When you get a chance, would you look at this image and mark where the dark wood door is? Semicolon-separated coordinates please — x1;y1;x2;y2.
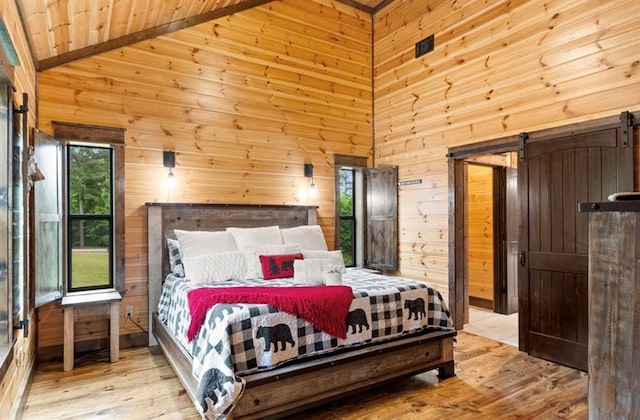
518;113;634;371
365;166;398;270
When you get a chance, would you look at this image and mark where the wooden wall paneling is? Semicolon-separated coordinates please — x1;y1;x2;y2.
399;241;447;257
374;0;640;299
174;24;370;88
466;164;494;307
374;0;640;143
239;10;371;60
376;0;519;46
36;28;371;117
375;0;630;88
465;164;494;309
37;0;373;348
375;0;533;86
271;0;372;40
214;13;372;69
36;88;371;147
36;89;372;160
398;216;447;231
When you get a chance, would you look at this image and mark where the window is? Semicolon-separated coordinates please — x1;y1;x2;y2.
46;121;126;297
339;168;356;266
334;155;398;271
334;155;367;268
0;23;28;378
67;144;114;291
0;82;12;346
0;79;28;369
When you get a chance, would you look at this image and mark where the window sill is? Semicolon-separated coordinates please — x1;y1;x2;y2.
61;290;122;307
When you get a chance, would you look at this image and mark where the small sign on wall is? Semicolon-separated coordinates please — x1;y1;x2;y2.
398;179;422;186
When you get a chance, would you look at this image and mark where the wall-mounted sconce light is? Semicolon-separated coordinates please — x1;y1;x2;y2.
304;163;316;198
163;151;176;188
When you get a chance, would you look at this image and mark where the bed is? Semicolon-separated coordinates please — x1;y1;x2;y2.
146;203;456;419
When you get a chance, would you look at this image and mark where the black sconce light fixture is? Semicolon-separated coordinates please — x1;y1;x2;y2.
304;163;316;198
163;151;176;188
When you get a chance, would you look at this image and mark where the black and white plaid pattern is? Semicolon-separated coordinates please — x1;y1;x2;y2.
166;239;185;277
369;291;403;338
157;268;453;418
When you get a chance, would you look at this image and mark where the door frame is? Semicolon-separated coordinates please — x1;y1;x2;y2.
448;137;519;328
448;112;638;336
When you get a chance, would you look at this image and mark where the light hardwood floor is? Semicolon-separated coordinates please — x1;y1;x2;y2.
20;332;588;419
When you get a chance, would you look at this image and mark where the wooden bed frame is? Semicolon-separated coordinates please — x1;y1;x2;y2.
146;202;456;419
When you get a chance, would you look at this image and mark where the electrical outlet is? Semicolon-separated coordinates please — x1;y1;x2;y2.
125;306;133;319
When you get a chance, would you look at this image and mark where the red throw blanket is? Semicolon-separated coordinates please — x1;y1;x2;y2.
186;285;353;342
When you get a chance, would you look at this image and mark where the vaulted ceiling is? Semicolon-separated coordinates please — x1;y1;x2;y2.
15;0;390;71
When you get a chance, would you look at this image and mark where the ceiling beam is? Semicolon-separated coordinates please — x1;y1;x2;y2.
334;0;374;13
334;0;393;14
36;0;275;71
372;0;394;13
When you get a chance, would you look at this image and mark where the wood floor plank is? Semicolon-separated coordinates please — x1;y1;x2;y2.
20;332;587;419
22;346;199;419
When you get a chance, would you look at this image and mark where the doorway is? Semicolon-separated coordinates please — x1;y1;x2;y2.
447;137;521;330
461;153;519;345
465;156;518;315
448;112;635;371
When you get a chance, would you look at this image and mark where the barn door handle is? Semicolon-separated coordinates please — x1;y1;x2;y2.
519;251;526;267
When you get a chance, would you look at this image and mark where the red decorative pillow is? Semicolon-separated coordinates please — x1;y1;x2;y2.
259;253;304;280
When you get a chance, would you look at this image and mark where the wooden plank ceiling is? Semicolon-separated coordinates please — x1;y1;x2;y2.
16;0;389;71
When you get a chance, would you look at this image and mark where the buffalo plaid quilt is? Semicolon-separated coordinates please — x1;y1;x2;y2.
157;268;453;418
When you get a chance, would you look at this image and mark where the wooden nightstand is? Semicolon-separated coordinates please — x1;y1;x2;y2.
61;291;122;371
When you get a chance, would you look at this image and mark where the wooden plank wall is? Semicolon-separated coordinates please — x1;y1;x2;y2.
36;0;373;347
466;164;493;306
373;0;640;292
0;1;38;417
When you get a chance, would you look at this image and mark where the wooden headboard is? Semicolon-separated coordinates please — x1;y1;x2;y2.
145;202;318;345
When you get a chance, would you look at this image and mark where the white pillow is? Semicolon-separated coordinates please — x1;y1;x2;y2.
302;250;346;273
174;230;237;259
293;259;326;286
280;225;328;251
242;244;302;279
182;251;247;284
227;226;283;249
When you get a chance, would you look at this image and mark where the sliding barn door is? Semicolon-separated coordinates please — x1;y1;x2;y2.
518;113;634;371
